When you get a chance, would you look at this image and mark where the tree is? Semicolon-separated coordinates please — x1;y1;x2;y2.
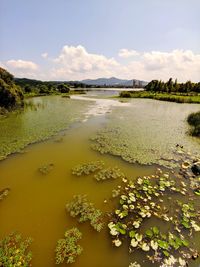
0;67;24;109
39;85;50;94
57;83;70;93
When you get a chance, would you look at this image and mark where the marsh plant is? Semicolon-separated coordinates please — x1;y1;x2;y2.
90;104;200;168
66;195;104;232
71;161;125;183
0;232;32;267
94;166;125;182
71;161;104;176
107;153;200;267
38;163;54;175
0;188;10;201
55;228;83;265
187;111;200;137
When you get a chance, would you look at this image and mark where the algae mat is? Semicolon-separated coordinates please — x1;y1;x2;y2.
91;98;200;168
0;96;91;160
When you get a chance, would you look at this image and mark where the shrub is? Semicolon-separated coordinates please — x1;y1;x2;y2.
0;68;24;109
187;111;200;137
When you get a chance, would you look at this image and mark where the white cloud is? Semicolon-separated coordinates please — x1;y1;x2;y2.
1;46;200;82
51;45;119;79
118;48;140;58
41;52;48;59
6;60;38;70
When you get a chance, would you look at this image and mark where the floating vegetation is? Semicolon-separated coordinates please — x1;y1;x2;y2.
66;195;104;232
71;161;125;183
112;188;121;198
90;101;200;167
0;232;32;267
0;188;10;201
107;153;200;267
129;262;141;267
94;167;125;182
38;163;54;175
0;96;90;160
55;228;83;265
71;161;104;176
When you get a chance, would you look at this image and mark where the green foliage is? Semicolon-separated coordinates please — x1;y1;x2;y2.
94;167;125;182
119;91;200;103
66;195;104;231
15;78;71;96
71;161;104;176
145;78;200;93
0;68;24;109
0;232;32;267
119;78;200;103
108;152;200;266
57;84;70;93
55;228;83;265
187;111;200;137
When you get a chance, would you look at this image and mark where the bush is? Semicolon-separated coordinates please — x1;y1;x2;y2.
187;111;200;137
119;91;132;98
0;68;24;109
57;84;70;93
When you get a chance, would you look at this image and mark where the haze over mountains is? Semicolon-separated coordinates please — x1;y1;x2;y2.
81;77;148;87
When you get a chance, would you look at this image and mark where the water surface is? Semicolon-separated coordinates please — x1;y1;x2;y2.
0;92;200;267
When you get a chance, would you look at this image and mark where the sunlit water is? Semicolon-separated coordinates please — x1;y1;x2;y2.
0;91;199;267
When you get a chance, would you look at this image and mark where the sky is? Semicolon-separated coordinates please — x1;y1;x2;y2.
0;0;200;82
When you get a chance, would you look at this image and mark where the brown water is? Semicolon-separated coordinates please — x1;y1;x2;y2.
0;117;155;267
0;93;200;267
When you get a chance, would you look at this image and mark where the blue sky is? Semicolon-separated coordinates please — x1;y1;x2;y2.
1;0;200;81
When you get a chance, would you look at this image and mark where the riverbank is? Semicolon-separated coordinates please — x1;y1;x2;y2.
24;89;86;98
119;91;200;103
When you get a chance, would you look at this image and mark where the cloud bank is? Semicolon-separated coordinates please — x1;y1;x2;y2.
1;45;200;82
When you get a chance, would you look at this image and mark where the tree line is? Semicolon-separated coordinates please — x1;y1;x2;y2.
145;78;200;93
15;78;70;95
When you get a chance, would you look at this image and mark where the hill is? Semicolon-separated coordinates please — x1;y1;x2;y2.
82;77;148;87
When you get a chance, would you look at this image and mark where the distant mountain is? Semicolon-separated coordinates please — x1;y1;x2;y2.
81;77;148;87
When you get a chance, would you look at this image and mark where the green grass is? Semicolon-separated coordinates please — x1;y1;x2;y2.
24;89;86;98
119;91;200;104
187;111;200;137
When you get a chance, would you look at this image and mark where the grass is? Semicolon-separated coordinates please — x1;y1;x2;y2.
187;111;200;137
119;91;200;104
24;89;86;98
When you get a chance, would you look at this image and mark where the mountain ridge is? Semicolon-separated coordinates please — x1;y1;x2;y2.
81;77;148;87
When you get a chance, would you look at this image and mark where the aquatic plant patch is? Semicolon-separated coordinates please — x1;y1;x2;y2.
94;166;125;182
66;195;104;232
0;232;32;267
90;100;200;167
72;161;126;184
107;153;200;267
0;188;10;201
71;161;104;176
55;228;83;265
0;96;91;160
38;163;54;175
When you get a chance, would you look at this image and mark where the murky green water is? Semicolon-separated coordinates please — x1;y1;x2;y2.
0;96;91;160
91;98;200;167
0;92;200;267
